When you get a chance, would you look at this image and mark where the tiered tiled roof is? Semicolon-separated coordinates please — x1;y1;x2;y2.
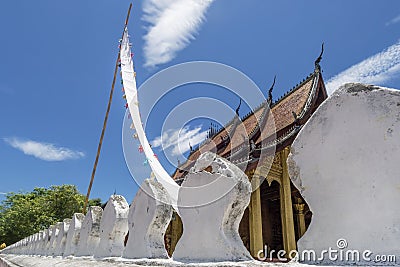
257;76;314;143
172;65;327;180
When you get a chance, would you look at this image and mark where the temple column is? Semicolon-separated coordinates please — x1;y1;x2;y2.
248;174;264;259
293;203;306;238
279;147;297;256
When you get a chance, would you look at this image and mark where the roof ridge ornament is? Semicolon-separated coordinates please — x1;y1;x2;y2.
235;98;242;116
189;142;193;152
315;42;324;72
292;111;299;124
267;75;276;106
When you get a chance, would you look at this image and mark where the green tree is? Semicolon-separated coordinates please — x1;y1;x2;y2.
0;185;102;245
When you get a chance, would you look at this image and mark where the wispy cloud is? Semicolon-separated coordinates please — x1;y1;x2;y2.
142;0;215;68
0;192;6;195
326;41;400;94
151;126;208;156
386;14;400;26
4;137;85;161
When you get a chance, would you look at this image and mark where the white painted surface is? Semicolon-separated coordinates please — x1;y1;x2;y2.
24;236;30;255
33;232;43;255
75;206;103;257
64;213;85;257
54;219;71;256
38;229;48;256
48;223;61;256
44;226;53;256
123;179;173;259
173;152;253;262
288;83;400;263
0;254;274;267
94;195;129;258
25;236;31;255
25;235;31;255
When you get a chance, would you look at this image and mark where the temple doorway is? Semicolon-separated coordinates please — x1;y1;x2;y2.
260;180;283;253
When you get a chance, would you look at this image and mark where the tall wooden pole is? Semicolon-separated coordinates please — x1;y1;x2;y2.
83;3;133;213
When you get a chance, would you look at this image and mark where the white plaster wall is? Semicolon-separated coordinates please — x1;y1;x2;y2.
19;239;25;255
64;213;85;257
0;254;272;267
173;152;253;262
19;237;26;255
24;236;30;255
75;206;103;257
33;232;43;255
31;233;38;255
123;179;173;259
24;237;30;255
38;229;48;256
94;195;129;258
48;224;60;256
288;83;400;263
44;226;54;256
54;219;71;256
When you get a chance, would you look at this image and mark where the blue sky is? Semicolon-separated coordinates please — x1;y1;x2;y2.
1;0;400;204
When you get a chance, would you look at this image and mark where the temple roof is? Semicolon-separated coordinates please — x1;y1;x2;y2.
257;76;314;143
172;67;327;180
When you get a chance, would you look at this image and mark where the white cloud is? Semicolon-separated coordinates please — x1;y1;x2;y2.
326;41;400;94
142;0;215;68
151;126;208;156
0;192;6;195
386;14;400;26
4;137;85;161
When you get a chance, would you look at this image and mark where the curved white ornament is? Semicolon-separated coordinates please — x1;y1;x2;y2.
94;195;129;258
75;206;103;257
120;27;180;212
123;179;173;259
288;83;400;263
173;152;253;262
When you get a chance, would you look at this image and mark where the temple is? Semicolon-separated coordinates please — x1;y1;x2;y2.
165;49;328;259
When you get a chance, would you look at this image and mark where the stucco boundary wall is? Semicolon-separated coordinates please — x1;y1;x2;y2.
0;254;278;267
0;191;270;266
0;153;266;266
0;256;16;267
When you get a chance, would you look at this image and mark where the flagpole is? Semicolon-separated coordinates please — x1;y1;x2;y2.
83;3;133;213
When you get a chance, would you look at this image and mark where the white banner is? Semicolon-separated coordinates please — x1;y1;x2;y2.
120;27;180;212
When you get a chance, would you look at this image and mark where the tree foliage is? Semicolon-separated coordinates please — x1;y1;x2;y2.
0;185;101;246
